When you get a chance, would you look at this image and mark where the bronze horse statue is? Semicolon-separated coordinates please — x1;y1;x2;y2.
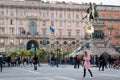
82;3;98;23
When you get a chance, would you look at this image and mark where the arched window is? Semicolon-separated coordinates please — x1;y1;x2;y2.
29;21;37;36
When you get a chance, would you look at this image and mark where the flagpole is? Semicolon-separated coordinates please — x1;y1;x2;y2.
49;26;51;64
49;26;55;64
48;28;51;64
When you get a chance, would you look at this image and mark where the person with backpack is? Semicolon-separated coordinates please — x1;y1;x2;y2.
74;55;81;69
77;55;81;62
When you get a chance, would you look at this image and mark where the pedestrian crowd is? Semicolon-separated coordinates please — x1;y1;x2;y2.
1;50;120;79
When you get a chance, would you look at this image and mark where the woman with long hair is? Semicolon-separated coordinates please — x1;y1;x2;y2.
83;50;93;78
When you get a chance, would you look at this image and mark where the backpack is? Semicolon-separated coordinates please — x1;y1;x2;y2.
77;56;81;61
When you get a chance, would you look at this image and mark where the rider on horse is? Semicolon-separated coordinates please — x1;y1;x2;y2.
82;2;98;23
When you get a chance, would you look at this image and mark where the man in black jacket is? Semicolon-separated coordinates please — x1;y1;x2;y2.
99;54;106;71
0;55;3;72
33;54;38;70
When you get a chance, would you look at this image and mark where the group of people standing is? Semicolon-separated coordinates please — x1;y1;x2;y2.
72;49;120;78
74;55;81;69
0;54;39;71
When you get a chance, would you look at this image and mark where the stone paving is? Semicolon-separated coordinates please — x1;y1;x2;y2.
0;64;120;80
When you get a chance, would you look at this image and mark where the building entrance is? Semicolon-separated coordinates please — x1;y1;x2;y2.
27;40;39;50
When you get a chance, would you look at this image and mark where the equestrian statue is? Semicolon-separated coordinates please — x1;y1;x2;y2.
82;2;98;23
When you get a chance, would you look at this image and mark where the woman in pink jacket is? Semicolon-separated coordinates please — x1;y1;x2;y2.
83;50;93;78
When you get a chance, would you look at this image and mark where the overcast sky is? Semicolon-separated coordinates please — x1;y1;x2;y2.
45;0;120;5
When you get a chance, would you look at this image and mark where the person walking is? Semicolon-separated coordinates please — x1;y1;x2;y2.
99;54;106;71
74;55;81;69
95;55;99;67
50;55;55;67
33;54;38;70
74;55;78;68
0;55;3;72
82;50;93;78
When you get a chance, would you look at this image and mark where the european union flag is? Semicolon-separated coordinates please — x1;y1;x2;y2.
50;26;55;33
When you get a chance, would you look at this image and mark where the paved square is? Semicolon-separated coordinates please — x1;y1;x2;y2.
0;64;120;80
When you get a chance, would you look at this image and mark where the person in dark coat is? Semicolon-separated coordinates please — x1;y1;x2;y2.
0;55;3;72
6;56;11;67
33;54;38;70
70;56;73;65
99;54;106;71
95;55;99;67
108;55;114;68
74;55;80;68
50;55;55;67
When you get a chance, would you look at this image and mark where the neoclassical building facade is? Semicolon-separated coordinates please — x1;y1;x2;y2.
0;0;120;54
